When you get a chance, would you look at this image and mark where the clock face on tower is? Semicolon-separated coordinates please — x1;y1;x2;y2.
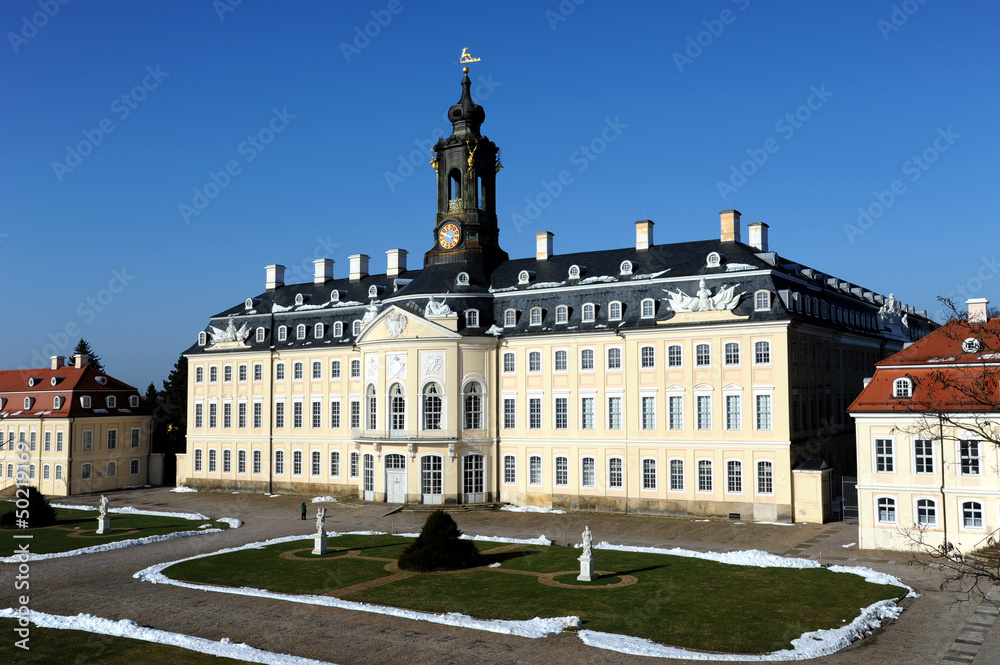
438;222;461;249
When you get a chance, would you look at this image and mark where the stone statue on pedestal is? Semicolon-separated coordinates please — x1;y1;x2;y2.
96;495;111;535
578;525;594;581
312;507;328;555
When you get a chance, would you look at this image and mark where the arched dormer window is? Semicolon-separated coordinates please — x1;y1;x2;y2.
277;326;287;342
555;305;569;324
465;309;479;328
80;396;91;409
352;320;362;336
333;321;343;337
608;301;623;321
581;303;596;322
198;331;207;346
314;323;324;339
330;290;340;303
53;396;62;410
256;327;266;343
296;324;306;340
129;395;139;408
24;397;33;410
456;272;470;286
504;309;517;327
620;260;633;276
568;264;585;279
640;298;656;319
893;377;913;398
294;293;304;306
518;270;533;285
529;307;543;326
754;290;771;311
245;298;254;310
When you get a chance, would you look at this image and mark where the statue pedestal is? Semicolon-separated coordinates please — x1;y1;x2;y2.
312;533;328;555
577;553;594;581
96;518;110;535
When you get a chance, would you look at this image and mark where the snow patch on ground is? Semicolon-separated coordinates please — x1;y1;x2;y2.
754;521;796;526
500;505;566;515
217;518;243;529
0;609;336;665
842;542;857;548
170;486;198;493
0;528;222;562
264;493;282;498
311;496;338;503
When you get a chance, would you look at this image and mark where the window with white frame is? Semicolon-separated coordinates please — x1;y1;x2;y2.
330;451;340;477
607;347;622;369
294;362;304;380
725;394;741;430
529;397;542;429
352;320;362;336
106;462;116;477
668;394;683;429
350;401;360;428
277;326;287;342
314;323;324;339
582;303;595;322
698;460;713;492
198;331;207;346
608;301;622;321
916;498;937;527
503;454;516;484
81;463;92;479
877;496;897;524
389;384;406;432
641;395;656;429
312;400;322;428
503;398;516;428
422;383;442;430
223;402;232;428
529;307;542;326
237;450;246;474
333;322;343;337
696;394;712;430
252;450;262;474
581;396;595;429
640;345;655;368
754;340;771;365
960;440;981;475
875;438;895;472
238;364;247;382
296;324;306;340
580;348;594;370
528;351;541;372
640;458;656;490
465;309;479;327
293;450;303;476
607;395;622;430
293;400;304;428
223;449;232;473
695;343;711;366
254;363;263;381
256;327;266;343
503;352;515;373
209;367;218;383
726;460;742;493
757;460;773;494
724;342;740;366
463;382;482;430
640;298;655;318
555;305;568;324
330;400;341;428
273;450;285;475
554;350;568;371
581;457;596;488
504;309;517;327
755;394;772;430
608;457;623;488
963;501;984;529
350;359;361;377
253;401;263;428
554;397;568;429
331;360;341;378
312;361;322;379
195;367;204;383
223;366;232;382
194;403;204;428
311;450;321;476
669;459;684;491
529;455;542;485
131;427;141;447
555;456;569;486
755;290;770;311
893;378;912;398
274;401;284;428
208;449;217;473
667;344;682;367
349;451;359;478
914;439;934;474
275;363;285;381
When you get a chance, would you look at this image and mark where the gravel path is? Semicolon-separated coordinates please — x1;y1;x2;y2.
1;487;990;665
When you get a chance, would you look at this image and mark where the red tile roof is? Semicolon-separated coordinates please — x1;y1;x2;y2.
0;365;147;419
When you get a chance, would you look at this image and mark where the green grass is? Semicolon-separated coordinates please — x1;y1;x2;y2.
0;619;253;665
0;508;230;555
163;534;906;654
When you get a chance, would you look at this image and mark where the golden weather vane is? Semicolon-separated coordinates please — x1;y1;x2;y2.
455;47;481;65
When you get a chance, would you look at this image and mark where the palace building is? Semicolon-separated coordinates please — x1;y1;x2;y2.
0;354;155;496
850;298;999;552
177;69;933;522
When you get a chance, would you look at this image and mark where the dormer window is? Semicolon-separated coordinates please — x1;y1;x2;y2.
352;320;362;336
620;260;633;276
277;326;287;342
608;301;623;321
518;270;533;285
245;298;254;310
706;252;722;268
24;397;33;410
894;377;913;398
641;298;656;319
555;305;569;324
504;309;517;327
256;327;266;343
456;272;470;286
0;397;5;410
755;291;771;311
27;378;37;387
314;323;324;339
106;396;116;408
198;331;207;346
330;290;340;303
296;324;306;340
129;395;139;408
368;285;380;298
333;321;343;337
53;396;63;410
80;396;91;409
568;264;584;279
962;338;982;354
50;377;58;387
582;303;596;322
95;376;107;386
465;309;479;327
529;307;543;326
294;293;305;306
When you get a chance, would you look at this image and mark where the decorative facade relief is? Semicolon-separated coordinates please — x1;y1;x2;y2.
365;355;378;380
387;353;406;380
878;293;909;334
664;279;744;312
208;316;251;348
385;310;407;338
422;353;444;378
361;301;379;325
424;293;453;318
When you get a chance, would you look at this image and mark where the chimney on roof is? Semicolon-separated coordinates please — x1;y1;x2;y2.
74;354;89;369
349;254;369;281
386;249;407;277
265;264;285;291
50;356;65;370
747;221;769;252
536;232;553;261
968;298;989;325
635;220;654;251
720;209;741;243
313;259;333;284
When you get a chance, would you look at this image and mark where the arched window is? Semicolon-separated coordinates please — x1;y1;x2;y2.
504;309;517;327
333;321;343;337
465;309;479;327
366;385;377;430
608;301;622;321
528;351;541;372
448;169;462;207
916;498;937;527
106;461;117;477
582;303;595;322
422;383;442;430
312;361;322;379
463;382;482;430
754;340;771;365
277;326;287;341
963;501;984;529
353;320;362;336
877;496;897;524
756;460;773;494
293;362;304;380
195;367;204;383
529;307;542;326
893;377;912;398
554;350;568;371
198;331;207;346
619;260;633;276
274;450;285;475
256;327;266;343
555;456;569;486
296;324;306;340
314;323;324;339
555;305;569;324
640;298;655;318
755;291;771;311
390;384;406;432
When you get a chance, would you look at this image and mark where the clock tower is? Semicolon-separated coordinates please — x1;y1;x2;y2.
424;67;508;273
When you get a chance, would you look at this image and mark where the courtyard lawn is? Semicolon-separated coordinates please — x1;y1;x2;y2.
0;619;254;665
0;508;231;555
163;534;907;654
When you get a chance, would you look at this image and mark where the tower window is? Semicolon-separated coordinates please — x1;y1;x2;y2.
448;169;462;209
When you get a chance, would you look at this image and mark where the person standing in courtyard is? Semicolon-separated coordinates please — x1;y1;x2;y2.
300;502;306;520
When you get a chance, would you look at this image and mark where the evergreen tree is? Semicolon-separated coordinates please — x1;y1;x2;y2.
159;354;188;455
0;487;57;528
72;338;104;372
398;510;482;571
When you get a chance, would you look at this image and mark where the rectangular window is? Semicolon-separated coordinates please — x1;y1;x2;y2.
529;398;542;429
668;395;683;430
529;352;541;372
194;449;202;472
81;429;92;450
349;452;359;478
668;345;682;367
209;403;218;428
555;398;568;429
696;395;711;430
131;428;141;447
223;449;231;473
581;349;594;370
724;342;740;366
607;347;621;369
503;352;515;373
960;440;981;475
238;450;246;474
350;360;361;378
914;439;934;474
529;456;542;485
555;457;568;486
608;457;623;488
642;458;656;490
757;461;773;494
875;438;894;473
208;449;217;473
670;459;684;491
602;396;622;430
640;346;655;368
330;400;341;429
641;396;656;430
350;401;361;429
56;431;64;452
727;460;742;493
293;451;303;476
312;362;322;380
504;455;516;484
312;401;322;428
44;431;51;452
107;430;117;449
581;397;595;429
311;451;321;476
725;394;741;430
581;457;595;487
698;460;713;492
239;364;247;382
223;402;232;428
503;398;516;429
253;402;262;428
253;450;262;474
696;343;711;366
275;402;285;428
254;364;263;381
754;341;771;365
755;394;772;431
275;364;285;381
293;401;303;428
238;402;247;428
330;451;340;477
331;361;341;378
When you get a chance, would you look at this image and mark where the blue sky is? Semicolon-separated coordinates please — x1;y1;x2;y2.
2;0;998;390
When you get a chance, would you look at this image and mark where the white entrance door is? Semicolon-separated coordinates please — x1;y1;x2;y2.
385;453;406;503
421;455;443;505
463;454;484;503
363;453;375;501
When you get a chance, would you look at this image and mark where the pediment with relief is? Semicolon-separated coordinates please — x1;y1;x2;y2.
356;305;462;344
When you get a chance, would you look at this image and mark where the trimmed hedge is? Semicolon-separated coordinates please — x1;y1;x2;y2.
397;510;482;571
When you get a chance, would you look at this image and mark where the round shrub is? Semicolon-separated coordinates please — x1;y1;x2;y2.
398;509;483;571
